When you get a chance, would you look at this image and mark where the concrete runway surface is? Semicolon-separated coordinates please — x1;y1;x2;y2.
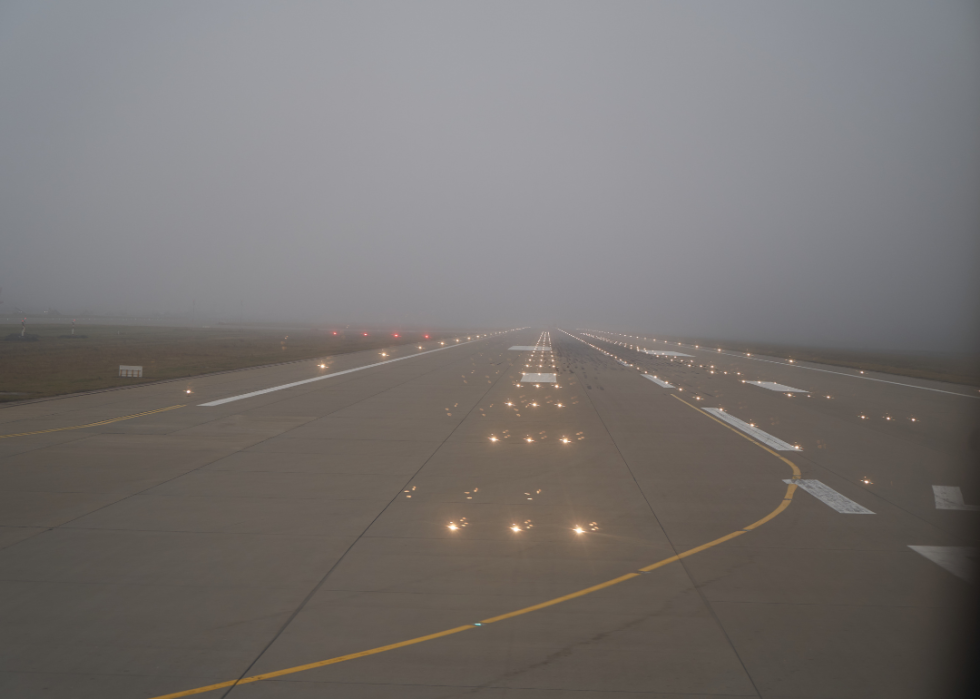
0;328;977;698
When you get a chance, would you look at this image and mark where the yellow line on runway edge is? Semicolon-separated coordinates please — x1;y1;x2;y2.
0;405;185;440
148;396;801;699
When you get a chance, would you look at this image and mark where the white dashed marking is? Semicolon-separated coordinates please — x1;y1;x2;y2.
909;546;978;583
932;486;980;511
703;408;801;451
783;479;874;514
746;381;808;393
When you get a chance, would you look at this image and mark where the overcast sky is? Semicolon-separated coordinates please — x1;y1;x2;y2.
1;1;978;351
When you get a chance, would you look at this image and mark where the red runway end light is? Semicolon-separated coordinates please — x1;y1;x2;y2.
363;332;368;336
393;333;399;337
424;335;429;339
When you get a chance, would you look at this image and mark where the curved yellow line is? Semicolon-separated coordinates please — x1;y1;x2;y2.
0;405;185;440
671;394;802;478
147;395;802;699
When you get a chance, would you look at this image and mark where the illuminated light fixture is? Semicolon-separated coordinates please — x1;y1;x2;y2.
185;390;192;394
511;525;522;532
489;436;499;442
319;364;326;368
525;437;534;442
573;526;585;534
448;523;459;531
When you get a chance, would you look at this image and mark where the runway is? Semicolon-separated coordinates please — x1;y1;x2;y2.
0;328;977;698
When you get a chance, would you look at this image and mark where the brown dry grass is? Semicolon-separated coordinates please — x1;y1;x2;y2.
643;335;980;387
0;324;464;403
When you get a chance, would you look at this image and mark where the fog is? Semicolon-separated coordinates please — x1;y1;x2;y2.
2;1;978;351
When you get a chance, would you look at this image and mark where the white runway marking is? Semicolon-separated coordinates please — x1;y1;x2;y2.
909;546;978;583
932;486;980;511
510;346;551;351
521;373;557;383
643;375;675;388
746;381;808;393
703;408;801;451
782;479;875;514
200;339;480;406
641;350;693;357
666;344;979;399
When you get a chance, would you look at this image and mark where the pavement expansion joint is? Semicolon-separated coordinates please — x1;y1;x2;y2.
6;328;971;699
143;333;806;699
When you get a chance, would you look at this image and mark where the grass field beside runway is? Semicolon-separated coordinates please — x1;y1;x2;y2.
0;324;461;403
600;333;980;386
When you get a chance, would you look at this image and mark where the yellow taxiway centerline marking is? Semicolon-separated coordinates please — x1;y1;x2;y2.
0;405;185;440
671;394;802;479
147;393;801;699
